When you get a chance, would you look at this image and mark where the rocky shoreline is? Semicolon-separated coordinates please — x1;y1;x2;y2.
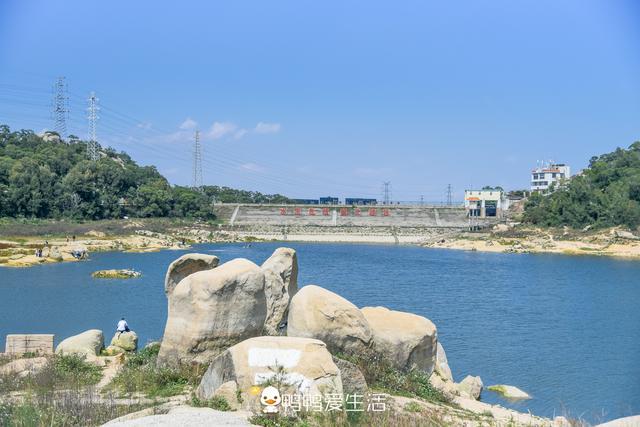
2;220;639;269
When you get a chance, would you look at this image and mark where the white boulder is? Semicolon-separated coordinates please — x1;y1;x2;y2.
435;342;453;381
261;248;298;335
457;375;483;400
55;329;104;358
361;306;437;373
110;331;138;352
287;285;372;355
197;336;342;412
164;253;219;295
158;258;266;365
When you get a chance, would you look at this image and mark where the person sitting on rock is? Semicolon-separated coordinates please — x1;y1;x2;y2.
116;317;130;335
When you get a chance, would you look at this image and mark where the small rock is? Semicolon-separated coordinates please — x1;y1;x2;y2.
435;342;453;382
487;384;531;400
103;345;125;356
457;375;483;400
110;331;138;352
333;356;368;395
92;269;141;279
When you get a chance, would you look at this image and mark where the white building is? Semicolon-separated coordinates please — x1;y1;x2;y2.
464;189;509;218
530;163;571;192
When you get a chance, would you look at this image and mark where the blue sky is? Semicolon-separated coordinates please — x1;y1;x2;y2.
1;1;639;202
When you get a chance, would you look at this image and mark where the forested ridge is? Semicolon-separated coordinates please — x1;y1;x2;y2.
524;141;640;229
0;125;290;220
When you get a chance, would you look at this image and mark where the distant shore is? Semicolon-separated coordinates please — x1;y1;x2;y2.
1;218;639;267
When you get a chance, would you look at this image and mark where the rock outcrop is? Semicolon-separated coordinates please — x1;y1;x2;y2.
196;336;342;412
110;331;138;352
158;258;267;365
92;269;141;279
457;375;483;400
164;253;219;295
287;285;373;355
261;248;298;335
487;384;531;400
361;306;437;373
55;329;104;358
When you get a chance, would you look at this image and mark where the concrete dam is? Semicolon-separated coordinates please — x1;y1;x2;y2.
214;204;498;244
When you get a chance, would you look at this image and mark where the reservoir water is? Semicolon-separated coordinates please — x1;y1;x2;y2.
0;242;639;423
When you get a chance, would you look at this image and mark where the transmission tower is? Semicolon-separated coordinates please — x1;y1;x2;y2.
446;184;453;206
87;92;99;161
52;76;69;137
192;130;203;190
382;181;392;205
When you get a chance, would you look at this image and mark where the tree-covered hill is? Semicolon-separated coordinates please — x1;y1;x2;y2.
0;125;290;220
524;141;640;229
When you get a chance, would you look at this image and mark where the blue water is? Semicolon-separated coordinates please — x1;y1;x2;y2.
0;243;639;422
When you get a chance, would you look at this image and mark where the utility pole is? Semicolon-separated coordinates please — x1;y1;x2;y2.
192;130;203;190
52;76;68;138
420;195;424;206
87;92;99;161
382;181;391;205
446;184;453;206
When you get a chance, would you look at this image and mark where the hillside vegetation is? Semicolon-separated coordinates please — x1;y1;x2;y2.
0;125;290;220
524;141;640;229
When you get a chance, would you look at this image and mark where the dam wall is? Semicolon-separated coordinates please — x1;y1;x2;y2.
214;203;496;229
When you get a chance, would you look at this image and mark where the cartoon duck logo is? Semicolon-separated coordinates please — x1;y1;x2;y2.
260;386;281;414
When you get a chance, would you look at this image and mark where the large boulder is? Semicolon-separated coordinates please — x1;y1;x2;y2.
435;342;453;381
261;248;298;335
196;336;342;412
361;306;437;373
55;329;104;358
287;285;373;355
158;258;267;365
164;253;219;295
0;357;48;378
110;331;138;352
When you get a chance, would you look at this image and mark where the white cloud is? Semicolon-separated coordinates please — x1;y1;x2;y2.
179;118;198;130
254;122;281;134
137;121;152;130
233;129;248;140
208;121;238;139
239;162;265;172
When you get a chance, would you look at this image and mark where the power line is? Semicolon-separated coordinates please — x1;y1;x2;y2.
51;77;68;137
192;130;203;190
87;92;99;161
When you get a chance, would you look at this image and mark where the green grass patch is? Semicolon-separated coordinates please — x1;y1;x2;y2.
335;350;450;405
191;394;232;411
108;343;205;398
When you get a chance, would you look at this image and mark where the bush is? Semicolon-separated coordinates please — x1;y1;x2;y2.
108;343;205;398
191;394;232;411
335;350;450;404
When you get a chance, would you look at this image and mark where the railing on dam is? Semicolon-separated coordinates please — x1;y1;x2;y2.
214;203;499;229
